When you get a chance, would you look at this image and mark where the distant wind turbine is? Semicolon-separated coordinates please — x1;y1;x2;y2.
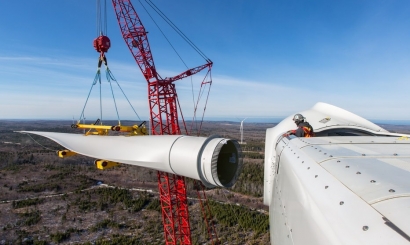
240;118;247;144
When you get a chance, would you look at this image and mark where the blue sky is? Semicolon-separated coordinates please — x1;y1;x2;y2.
1;0;410;122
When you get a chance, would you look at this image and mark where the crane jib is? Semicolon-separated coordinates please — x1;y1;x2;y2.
111;0;216;244
166;62;213;83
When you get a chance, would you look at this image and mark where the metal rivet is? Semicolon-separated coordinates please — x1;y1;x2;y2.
297;156;299;158
389;189;395;193
329;155;333;157
363;226;369;231
337;160;341;162
357;172;361;174
290;229;292;232
370;180;376;183
325;186;329;189
340;201;344;205
362;154;366;156
315;175;318;178
346;166;350;168
324;153;327;155
307;167;310;170
394;153;398;156
319;150;322;152
302;161;304;163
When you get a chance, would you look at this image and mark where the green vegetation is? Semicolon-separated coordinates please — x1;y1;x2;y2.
82;234;144;245
210;201;269;234
17;181;61;193
50;231;70;243
146;198;161;212
33;240;48;245
126;197;149;213
2;163;22;172
233;162;264;197
12;198;44;209
90;219;125;232
70;188;154;214
0;120;272;244
74;174;96;191
50;227;83;243
243;151;264;159
93;188;150;212
74;198;97;212
0;151;14;166
241;142;265;152
18;209;41;226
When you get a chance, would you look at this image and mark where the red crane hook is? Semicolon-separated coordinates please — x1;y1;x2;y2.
93;35;111;53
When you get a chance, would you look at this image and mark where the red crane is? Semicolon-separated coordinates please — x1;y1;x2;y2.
103;1;213;244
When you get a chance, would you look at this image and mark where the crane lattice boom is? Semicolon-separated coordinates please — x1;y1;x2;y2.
111;1;213;244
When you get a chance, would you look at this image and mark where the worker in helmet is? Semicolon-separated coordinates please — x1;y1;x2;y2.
285;114;314;137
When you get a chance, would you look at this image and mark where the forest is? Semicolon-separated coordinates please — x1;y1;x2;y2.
0;120;273;244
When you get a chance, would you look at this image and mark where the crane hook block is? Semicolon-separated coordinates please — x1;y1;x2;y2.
93;35;111;53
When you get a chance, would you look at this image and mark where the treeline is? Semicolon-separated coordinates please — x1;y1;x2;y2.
233;162;264;197
3;208;42;230
17;209;41;226
243;152;264;159
12;198;44;209
0;151;95;169
72;187;158;213
17;180;61;193
209;200;269;234
82;234;144;245
241;142;265;152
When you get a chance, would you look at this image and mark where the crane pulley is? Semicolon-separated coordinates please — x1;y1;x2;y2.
93;0;111;71
93;35;111;54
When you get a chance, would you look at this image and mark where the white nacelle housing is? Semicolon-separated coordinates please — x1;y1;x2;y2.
264;102;410;244
264;102;402;205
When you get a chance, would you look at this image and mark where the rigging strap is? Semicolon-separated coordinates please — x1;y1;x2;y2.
79;57;142;125
79;69;102;124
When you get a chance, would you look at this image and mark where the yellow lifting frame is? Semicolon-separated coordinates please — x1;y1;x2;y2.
62;121;147;171
71;122;147;136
